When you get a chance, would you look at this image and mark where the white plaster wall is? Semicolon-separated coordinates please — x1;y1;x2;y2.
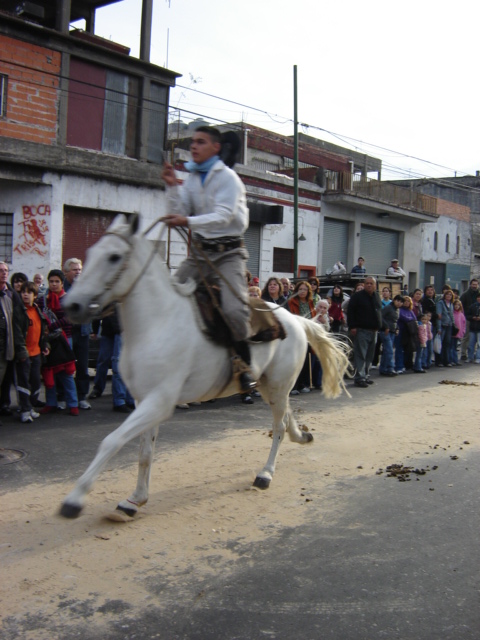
421;217;471;265
2;173;168;278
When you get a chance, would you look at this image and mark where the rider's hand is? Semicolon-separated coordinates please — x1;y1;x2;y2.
163;214;189;228
162;163;178;187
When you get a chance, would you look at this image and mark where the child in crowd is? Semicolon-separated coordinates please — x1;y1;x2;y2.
248;286;261;298
421;312;434;369
450;299;466;365
312;299;330;389
414;313;429;373
12;282;50;423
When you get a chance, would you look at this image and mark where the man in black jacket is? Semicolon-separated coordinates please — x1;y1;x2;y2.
347;276;383;388
465;291;480;363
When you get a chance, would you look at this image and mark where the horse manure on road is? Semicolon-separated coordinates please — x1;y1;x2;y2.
376;463;437;482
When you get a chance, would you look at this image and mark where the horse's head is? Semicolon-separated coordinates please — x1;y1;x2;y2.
64;213;145;323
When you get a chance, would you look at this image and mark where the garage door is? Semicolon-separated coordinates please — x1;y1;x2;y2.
244;222;261;278
360;225;399;276
322;218;349;273
62;206;118;266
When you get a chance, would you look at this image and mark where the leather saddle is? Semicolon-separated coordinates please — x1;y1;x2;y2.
194;282;287;348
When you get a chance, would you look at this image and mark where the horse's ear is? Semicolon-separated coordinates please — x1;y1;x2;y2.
126;213;140;235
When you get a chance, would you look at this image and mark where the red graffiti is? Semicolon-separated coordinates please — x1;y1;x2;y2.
13;203;50;257
22;204;51;219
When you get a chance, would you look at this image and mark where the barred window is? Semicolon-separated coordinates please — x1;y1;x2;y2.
0;74;7;118
0;213;13;263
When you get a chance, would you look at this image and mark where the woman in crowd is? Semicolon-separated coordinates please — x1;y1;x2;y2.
450;298;466;366
10;272;28;295
37;269;79;414
261;277;287;306
435;288;455;367
308;277;321;306
395;295;418;373
411;288;423;319
288;281;316;393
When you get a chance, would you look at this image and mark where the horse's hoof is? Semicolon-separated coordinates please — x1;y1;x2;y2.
59;502;82;519
253;476;271;490
304;432;314;443
106;505;137;522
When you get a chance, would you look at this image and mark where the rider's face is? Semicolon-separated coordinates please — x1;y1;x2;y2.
190;132;221;164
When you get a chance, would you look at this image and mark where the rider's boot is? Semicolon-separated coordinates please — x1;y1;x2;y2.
232;341;257;392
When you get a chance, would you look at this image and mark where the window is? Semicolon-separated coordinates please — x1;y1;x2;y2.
0;74;7;118
456;235;460;254
445;234;450;253
67;59;167;162
273;247;294;273
0;213;13;262
433;231;438;251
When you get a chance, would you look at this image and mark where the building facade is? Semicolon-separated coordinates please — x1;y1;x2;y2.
0;0;178;277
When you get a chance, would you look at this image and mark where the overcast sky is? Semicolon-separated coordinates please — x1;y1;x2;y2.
90;0;479;181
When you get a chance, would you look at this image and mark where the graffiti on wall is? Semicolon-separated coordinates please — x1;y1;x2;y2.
13;204;51;257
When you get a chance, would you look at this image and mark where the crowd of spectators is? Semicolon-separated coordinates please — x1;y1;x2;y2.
2;255;478;419
0;258;133;426
244;271;480;395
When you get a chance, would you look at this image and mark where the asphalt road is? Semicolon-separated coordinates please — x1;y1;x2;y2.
1;365;479;640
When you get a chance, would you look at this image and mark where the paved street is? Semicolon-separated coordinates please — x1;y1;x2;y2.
1;364;479;640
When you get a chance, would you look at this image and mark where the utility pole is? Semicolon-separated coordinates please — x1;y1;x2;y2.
293;65;299;278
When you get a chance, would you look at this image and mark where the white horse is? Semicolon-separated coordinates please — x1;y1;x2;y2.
60;214;349;519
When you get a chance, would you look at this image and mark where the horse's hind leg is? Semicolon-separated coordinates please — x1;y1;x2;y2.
285;407;314;445
109;426;159;521
253;391;313;490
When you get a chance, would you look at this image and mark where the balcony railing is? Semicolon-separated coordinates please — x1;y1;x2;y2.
326;172;438;215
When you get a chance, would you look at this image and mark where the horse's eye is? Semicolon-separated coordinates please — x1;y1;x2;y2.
109;254;122;264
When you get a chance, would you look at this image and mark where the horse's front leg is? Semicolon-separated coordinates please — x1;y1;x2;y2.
108;425;160;521
59;397;173;518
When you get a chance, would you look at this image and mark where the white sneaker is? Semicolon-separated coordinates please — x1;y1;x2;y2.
30;409;40;419
290;389;300;395
21;412;33;423
475;360;480;364
300;387;311;393
57;401;66;410
79;400;91;410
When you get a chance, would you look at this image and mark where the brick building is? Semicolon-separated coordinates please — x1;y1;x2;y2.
0;0;178;277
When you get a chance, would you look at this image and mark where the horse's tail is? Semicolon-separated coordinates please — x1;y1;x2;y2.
297;317;351;399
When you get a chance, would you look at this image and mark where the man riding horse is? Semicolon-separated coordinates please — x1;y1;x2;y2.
162;126;256;393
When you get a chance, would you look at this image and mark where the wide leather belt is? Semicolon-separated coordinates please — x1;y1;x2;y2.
196;239;244;253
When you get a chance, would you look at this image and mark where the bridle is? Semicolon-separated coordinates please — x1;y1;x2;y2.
85;220;166;317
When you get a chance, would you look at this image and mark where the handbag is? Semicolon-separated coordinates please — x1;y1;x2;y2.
451;324;459;337
433;333;442;354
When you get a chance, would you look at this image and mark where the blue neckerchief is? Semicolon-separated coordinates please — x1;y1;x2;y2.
185;155;219;184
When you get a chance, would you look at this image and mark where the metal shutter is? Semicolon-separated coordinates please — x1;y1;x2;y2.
244;222;261;278
360;225;399;276
322;218;348;273
62;207;117;266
